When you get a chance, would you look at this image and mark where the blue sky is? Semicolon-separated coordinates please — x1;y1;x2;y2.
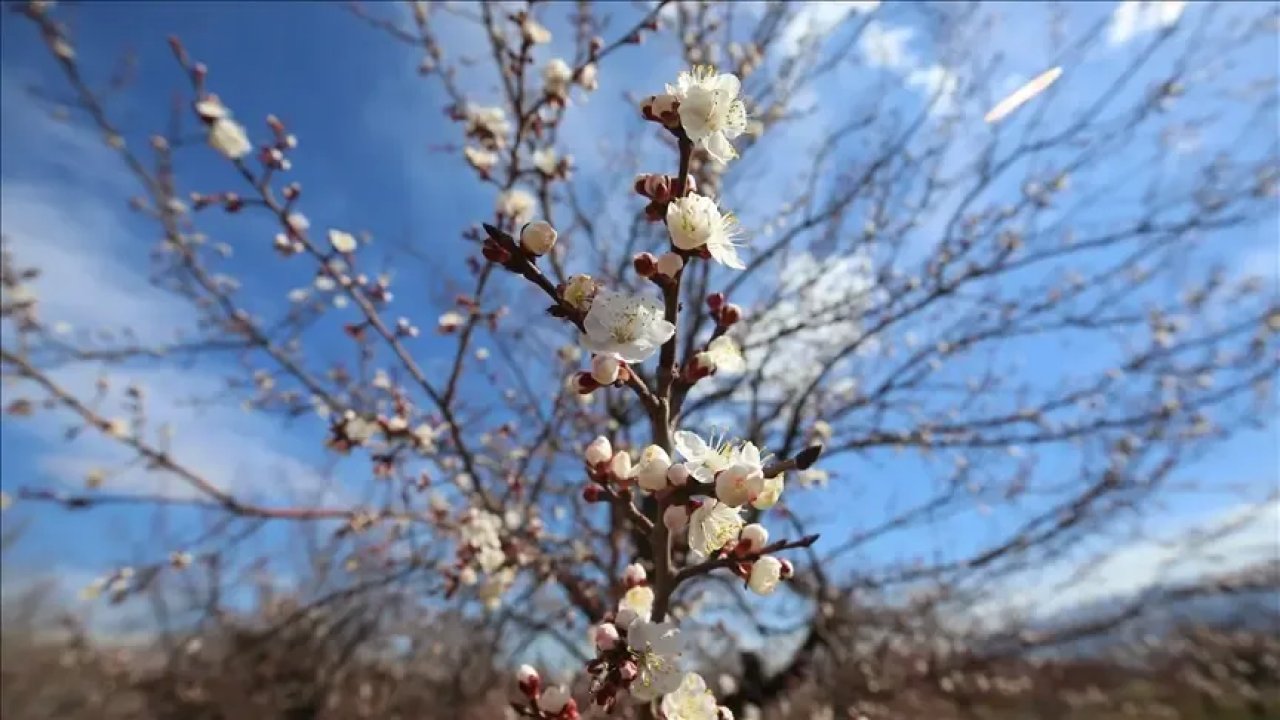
1;0;1277;648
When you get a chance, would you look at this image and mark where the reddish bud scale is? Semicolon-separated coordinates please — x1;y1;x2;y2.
482;240;511;265
706;292;726;312
633;252;657;277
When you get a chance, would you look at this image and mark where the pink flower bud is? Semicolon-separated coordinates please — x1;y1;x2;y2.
706;292;726;312
666;464;691;486
720;303;742;326
517;664;540;697
663;505;689;532
594;622;620;651
779;558;794;579
655;252;684;277
739;523;769;553
622;563;647;588
618;659;639;682
537;685;570;713
584;436;613;466
591;355;621;385
633;252;657;277
609;452;633;482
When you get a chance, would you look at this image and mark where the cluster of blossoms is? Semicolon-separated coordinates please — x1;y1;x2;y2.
496;66;806;717
451;507;518;609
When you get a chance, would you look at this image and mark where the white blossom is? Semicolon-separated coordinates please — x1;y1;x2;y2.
628;619;685;702
465;104;511;144
620;584;655;622
662;672;720;720
703;335;745;374
496;188;536;224
543;58;573;97
329;229;358;253
579;62;599;91
595;622;621;651
610;450;634;480
666;194;745;269
747;556;783;595
522;17;552;45
666;66;747;163
663;504;690;532
687;500;743;559
673;431;761;484
623;562;648;586
581;289;676;363
538;686;570;714
656;251;685;277
464;145;498;173
208;118;252;159
747;472;784;509
532;147;559;175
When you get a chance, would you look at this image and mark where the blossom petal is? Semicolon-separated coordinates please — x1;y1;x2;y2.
673;430;710;462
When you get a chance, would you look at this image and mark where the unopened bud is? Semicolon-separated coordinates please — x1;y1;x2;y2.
594;622;621;651
585;436;613;466
739;523;769;553
622;562;647;588
591;355;621;385
520;220;557;255
609;452;633;482
516;664;541;698
655;252;684;277
706;292;726;312
666;463;690;487
618;660;639;682
663;505;689;532
779;558;795;579
719;303;742;326
633;252;657;277
688;352;716;380
538;685;570;714
574;372;598;395
582;484;605;503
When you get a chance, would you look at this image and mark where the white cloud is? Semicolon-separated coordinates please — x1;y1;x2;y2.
1107;1;1187;47
778;1;881;58
858;19;915;70
1;68;339;508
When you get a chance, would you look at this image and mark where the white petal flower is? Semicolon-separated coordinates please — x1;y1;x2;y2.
620;585;655;622
464;145;498;173
747;473;784;510
705;336;745;374
537;686;570;714
747;556;783;595
532;147;559;175
581;289;676;363
329;229;358;253
636;444;673;492
623;562;648;586
208;117;252;159
522;17;552;45
666;66;747;163
661;672;720;720
715;464;756;507
687;500;743;560
543;58;573;96
464;104;511;146
627;619;685;702
666;194;745;269
579;62;599;92
496;188;536;224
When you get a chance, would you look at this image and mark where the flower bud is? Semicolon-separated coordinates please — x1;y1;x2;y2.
609;451;634;482
517;664;541;698
520;221;557;255
574;372;598;395
634;173;669;199
622;563;647;588
739;523;769;553
618;659;639;682
717;707;735;720
779;558;794;579
706;292;726;312
655;252;684;277
720;303;742;326
666;463;691;486
582;484;605;503
594;622;621;651
538;685;570;714
715;466;754;507
663;505;689;532
747;556;784;595
636;445;672;492
591;355;621;385
615;607;641;630
633;252;657;277
585;436;613;466
688;352;716;380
